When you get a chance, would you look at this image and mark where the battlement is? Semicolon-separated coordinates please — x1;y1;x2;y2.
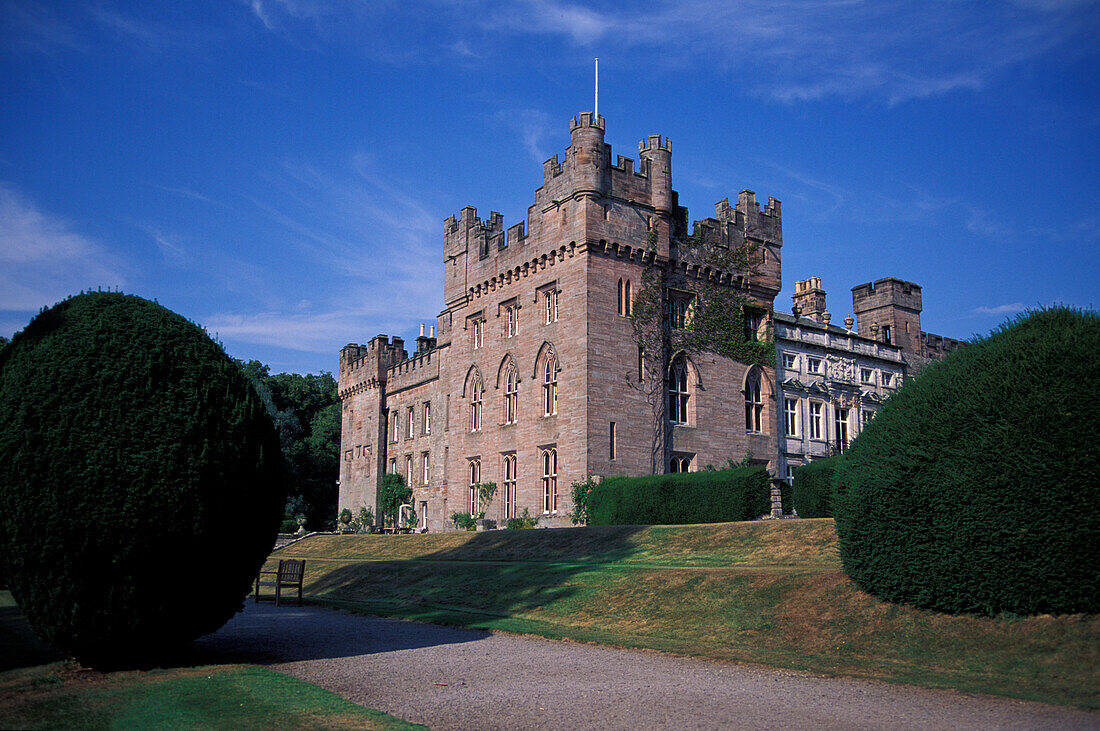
507;220;527;247
615;155;635;174
543;154;563;183
570;111;605;131
851;277;923;309
386;346;441;394
851;277;925;355
639;134;671;154
338;334;407;397
444;206;506;263
922;331;962;353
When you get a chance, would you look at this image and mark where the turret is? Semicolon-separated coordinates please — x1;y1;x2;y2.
639;134;672;216
569;112;609;197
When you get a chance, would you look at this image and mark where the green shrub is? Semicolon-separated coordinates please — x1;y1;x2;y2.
506;508;538;530
588;465;770;526
568;477;597;525
451;512;479;531
791;457;841;518
834;307;1100;615
779;479;794;516
377;473;411;527
0;292;286;665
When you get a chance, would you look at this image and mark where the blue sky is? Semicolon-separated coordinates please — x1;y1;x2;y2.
2;1;1097;375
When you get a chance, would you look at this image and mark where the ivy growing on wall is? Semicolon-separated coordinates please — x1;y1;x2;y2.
626;226;775;472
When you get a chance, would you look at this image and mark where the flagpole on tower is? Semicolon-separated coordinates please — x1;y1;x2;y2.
594;57;599;118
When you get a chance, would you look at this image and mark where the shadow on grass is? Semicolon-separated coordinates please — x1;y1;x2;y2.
294;525;648;630
3;526;647;672
194;526;645;666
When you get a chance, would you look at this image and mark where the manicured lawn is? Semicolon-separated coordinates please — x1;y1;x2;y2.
0;592;424;730
272;520;1100;709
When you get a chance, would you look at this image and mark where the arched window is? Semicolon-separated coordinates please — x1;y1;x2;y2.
503;454;517;519
745;371;763;432
543;355;557;416
669;356;689;424
468;458;481;513
504;366;519;424
470;376;483;431
618;278;633;316
542;448;557;513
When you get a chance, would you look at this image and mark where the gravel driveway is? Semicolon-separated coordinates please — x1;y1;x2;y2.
196;602;1098;730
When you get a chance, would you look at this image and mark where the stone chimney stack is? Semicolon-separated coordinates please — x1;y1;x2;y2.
415;323;432;355
792;277;828;323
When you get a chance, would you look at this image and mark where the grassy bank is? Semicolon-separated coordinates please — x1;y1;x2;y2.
272;520;1099;709
0;592;424;730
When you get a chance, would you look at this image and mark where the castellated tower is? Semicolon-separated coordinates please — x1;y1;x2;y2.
338;112;783;531
851;277;923;355
337;335;406;514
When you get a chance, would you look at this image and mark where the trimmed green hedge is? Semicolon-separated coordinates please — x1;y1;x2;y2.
834;307;1100;615
588;466;770;525
0;292;286;665
791;457;840;518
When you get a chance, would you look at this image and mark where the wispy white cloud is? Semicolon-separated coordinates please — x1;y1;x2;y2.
1;1;83;54
216;151;443;353
86;5;164;48
0;183;125;314
967;207;1100;246
137;225;188;263
479;0;1096;104
970;302;1026;316
155;184;224;207
248;0;276;30
204;309;365;353
205;300;434;356
449;39;479;59
494;108;555;163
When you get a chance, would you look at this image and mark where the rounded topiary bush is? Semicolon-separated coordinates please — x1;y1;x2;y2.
0;292;285;665
834;307;1099;615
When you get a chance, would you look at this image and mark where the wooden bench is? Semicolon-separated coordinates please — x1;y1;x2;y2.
254;559;305;606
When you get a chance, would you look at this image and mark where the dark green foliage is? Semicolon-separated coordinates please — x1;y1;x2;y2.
568;477;596;525
239;361;339;531
505;508;538;529
834;307;1100;615
791;458;841;518
450;512;478;531
377;473;411;527
588;466;770;526
0;293;286;665
778;479;794;517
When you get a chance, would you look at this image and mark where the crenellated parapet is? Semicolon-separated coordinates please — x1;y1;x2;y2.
442;114;784;314
669;190;783;301
920;331;962;358
338;334;407;400
386;347;441;395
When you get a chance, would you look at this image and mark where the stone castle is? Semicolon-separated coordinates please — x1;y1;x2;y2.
337;113;959;529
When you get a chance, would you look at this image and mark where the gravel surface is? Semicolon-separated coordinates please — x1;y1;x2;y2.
197;602;1099;730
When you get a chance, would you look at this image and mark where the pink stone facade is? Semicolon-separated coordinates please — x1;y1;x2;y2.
338;113;784;531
